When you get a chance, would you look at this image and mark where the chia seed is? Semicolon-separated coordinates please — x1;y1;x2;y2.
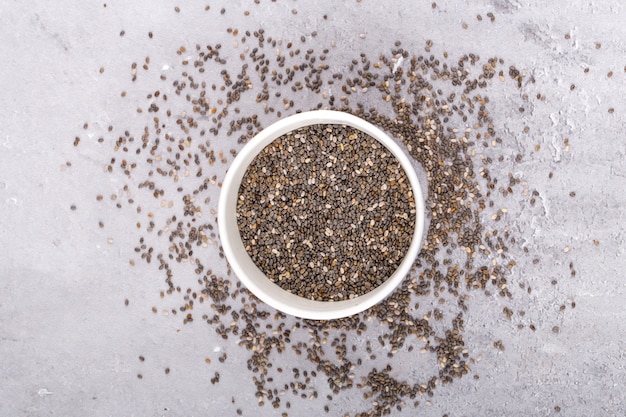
75;15;564;414
237;124;416;301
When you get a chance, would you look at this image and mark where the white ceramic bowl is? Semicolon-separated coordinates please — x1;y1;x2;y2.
218;110;425;320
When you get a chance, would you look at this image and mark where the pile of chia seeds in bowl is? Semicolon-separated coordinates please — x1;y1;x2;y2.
236;123;416;301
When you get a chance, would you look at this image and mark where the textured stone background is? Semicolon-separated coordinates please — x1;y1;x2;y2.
1;1;624;416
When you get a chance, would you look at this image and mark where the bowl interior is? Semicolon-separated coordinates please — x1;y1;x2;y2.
218;110;425;320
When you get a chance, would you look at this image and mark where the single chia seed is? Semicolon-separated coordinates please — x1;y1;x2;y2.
236;123;416;301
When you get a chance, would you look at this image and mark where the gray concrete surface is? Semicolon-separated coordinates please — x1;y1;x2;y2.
1;0;625;416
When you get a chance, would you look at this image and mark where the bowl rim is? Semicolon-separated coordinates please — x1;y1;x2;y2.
218;110;425;320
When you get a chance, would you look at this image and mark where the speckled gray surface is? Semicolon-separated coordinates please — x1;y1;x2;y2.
1;1;625;416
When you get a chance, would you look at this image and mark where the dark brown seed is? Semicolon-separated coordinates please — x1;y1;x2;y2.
78;29;555;415
237;124;415;301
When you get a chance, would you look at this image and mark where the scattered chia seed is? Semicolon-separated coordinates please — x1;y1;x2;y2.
73;15;578;414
